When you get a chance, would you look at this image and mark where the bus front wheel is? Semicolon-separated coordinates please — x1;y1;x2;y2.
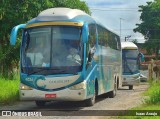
85;89;96;106
35;101;46;107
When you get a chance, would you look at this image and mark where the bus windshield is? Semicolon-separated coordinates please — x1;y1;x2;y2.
122;49;139;74
21;26;83;75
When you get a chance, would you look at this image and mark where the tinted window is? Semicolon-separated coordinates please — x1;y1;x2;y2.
97;24;120;50
88;23;96;48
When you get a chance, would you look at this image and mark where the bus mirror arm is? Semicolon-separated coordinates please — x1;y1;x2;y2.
82;23;89;43
10;24;26;45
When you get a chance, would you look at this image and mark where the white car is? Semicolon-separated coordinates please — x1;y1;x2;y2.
140;74;147;82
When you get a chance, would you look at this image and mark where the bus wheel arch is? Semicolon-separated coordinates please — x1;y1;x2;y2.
85;78;98;106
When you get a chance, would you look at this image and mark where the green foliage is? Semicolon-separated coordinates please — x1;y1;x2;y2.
132;39;138;44
144;80;160;104
0;76;20;105
134;0;160;56
121;104;160;118
0;0;90;79
119;81;160;119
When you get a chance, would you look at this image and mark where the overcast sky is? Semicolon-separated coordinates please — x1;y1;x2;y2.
81;0;154;43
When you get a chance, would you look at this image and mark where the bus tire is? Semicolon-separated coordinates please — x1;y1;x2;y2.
35;101;46;107
117;78;119;89
85;89;96;106
85;87;98;106
129;85;133;90
108;80;117;98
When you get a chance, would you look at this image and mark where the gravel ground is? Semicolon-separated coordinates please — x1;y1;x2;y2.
0;82;149;119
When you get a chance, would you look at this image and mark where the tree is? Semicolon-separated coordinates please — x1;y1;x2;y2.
132;39;138;44
134;0;160;58
0;0;90;78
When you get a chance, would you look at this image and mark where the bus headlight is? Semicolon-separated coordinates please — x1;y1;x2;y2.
20;83;33;90
69;81;86;90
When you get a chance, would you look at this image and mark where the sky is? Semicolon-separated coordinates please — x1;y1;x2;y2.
81;0;154;43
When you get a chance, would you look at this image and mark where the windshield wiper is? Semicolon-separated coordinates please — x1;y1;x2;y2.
27;68;48;76
27;68;66;76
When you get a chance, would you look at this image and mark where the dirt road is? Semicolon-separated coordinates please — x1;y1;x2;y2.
0;82;149;118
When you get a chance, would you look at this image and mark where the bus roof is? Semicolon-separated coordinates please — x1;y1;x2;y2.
35;7;89;22
26;7;119;38
121;42;138;50
26;7;95;26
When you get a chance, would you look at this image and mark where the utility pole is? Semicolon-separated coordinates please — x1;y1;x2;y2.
120;18;122;39
120;18;125;40
125;35;131;41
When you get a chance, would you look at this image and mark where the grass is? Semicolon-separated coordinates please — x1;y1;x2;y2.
134;104;160;110
118;80;160;119
0;75;20;105
118;105;160;119
143;80;160;104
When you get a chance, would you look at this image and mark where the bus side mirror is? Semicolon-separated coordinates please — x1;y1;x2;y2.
82;23;89;43
10;24;26;45
138;52;145;62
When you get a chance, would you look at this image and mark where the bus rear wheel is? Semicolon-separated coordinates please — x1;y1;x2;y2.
35;101;46;107
108;80;117;98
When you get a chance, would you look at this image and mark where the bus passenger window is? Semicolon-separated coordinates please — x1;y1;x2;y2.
97;25;109;47
87;23;96;63
88;24;96;48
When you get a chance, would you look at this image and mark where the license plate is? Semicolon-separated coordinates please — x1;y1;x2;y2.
45;94;56;98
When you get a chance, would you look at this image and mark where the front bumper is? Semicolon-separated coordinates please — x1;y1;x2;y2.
122;76;140;86
20;88;86;101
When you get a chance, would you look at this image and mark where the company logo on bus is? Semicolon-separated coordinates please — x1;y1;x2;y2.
25;77;34;82
35;77;72;89
29;75;79;89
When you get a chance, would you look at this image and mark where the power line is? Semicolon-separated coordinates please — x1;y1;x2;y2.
113;29;160;31
113;29;135;31
146;39;160;41
90;8;139;11
90;8;160;12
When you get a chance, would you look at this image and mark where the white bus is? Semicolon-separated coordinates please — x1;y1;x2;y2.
121;42;140;90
